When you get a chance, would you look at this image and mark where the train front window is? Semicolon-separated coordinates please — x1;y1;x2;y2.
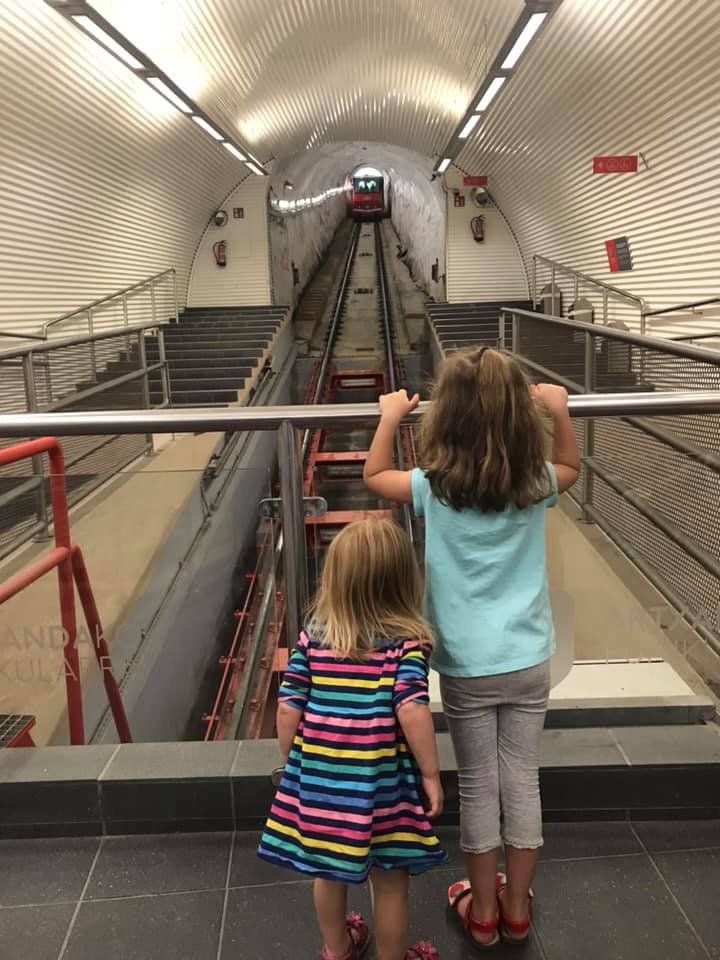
354;178;379;193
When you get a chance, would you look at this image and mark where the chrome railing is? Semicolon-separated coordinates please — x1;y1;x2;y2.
501;304;720;655
532;254;649;332
2;391;720;647
0;322;171;554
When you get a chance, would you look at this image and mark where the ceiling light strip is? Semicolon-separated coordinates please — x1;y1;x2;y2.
45;0;266;174
433;1;560;173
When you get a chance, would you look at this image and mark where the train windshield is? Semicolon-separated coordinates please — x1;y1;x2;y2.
353;177;381;193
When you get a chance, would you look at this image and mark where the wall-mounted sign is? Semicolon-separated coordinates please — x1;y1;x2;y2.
605;236;633;272
463;176;488;187
454;194;465;207
233;207;245;219
593;156;638;174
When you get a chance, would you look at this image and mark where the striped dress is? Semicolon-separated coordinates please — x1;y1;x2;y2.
257;631;448;883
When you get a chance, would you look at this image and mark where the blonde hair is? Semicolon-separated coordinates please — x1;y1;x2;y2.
419;347;552;512
308;517;431;659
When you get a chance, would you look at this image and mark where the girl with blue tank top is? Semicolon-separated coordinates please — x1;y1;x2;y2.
364;347;580;951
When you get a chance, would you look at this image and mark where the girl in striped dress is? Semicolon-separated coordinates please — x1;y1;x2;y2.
258;517;448;960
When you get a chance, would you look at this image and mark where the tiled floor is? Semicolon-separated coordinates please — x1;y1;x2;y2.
0;822;719;959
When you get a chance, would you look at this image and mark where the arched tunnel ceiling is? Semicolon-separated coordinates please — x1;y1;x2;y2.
90;0;525;163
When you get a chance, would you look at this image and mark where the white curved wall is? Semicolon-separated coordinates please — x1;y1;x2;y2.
187;178;271;307
0;0;247;339
457;0;720;331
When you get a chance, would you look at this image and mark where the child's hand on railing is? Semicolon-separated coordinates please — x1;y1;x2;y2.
379;389;420;424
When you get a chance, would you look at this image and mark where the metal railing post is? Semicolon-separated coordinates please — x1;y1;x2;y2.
158;327;171;407
531;257;537;307
278;421;307;644
602;290;609;326
551;264;556;316
511;310;520;355
498;310;506;350
573;274;579;303
137;330;153;453
87;308;97;382
172;270;179;324
582;331;595;521
22;353;50;540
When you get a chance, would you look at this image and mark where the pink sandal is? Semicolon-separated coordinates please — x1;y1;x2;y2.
406;941;440;959
320;912;370;960
448;879;501;950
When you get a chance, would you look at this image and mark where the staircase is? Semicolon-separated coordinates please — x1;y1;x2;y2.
426;300;530;352
145;306;289;406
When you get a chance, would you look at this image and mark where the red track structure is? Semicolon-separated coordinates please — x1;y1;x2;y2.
0;438;131;746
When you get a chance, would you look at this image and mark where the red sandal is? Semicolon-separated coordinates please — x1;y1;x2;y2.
406;941;440;959
320;912;370;960
496;873;534;944
447;879;501;950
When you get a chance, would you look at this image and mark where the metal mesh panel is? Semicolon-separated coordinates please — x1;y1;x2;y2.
0;332;152;558
512;310;720;651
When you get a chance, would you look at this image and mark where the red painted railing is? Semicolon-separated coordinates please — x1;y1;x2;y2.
0;438;131;745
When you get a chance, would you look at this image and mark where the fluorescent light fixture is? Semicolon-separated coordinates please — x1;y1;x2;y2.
458;114;481;139
437;158;452;173
476;77;506;111
191;115;223;140
72;15;144;70
222;142;247;161
146;76;192;113
502;12;547;69
245;162;265;176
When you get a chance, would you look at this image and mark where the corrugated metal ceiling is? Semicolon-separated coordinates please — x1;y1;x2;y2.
91;0;524;161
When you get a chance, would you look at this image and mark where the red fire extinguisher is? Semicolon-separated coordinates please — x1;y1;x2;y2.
471;216;485;243
213;240;227;267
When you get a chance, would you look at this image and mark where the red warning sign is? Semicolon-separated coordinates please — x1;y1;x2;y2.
593;156;638;174
463;176;488;187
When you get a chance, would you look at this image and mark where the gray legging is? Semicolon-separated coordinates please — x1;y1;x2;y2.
440;660;550;854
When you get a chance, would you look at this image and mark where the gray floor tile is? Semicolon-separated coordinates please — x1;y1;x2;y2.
0;903;75;960
0;837;99;906
230;831;309;888
611;725;720;765
541;728;625;767
653;849;720;957
533;854;707;960
634;819;720;853
541;821;642;861
86;832;231;900
64;889;224;960
221;881;370;959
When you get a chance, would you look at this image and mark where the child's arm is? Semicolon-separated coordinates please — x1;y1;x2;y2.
397;702;443;818
534;384;581;493
276;633;312;763
363;390;419;503
277;703;302;763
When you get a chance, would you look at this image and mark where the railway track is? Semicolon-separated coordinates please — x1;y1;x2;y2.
205;219;415;741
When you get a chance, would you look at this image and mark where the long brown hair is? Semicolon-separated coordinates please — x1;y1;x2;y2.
308;517;431;659
418;347;551;512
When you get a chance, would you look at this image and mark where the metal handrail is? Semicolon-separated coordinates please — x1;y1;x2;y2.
645;297;720;318
41;268;178;338
0;320;169;361
1;392;720;438
532;254;648;311
501;306;720;367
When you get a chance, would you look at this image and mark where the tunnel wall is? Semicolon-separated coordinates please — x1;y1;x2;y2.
187;178;272;307
444;168;528;303
0;1;250;341
455;0;720;332
269;193;347;308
